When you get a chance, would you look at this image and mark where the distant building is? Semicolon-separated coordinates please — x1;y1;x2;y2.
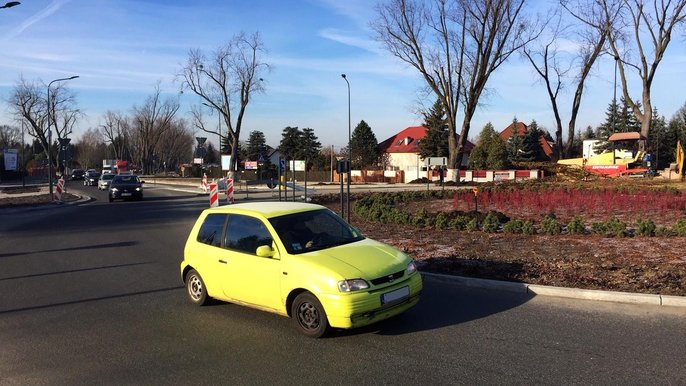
499;121;554;160
378;125;474;182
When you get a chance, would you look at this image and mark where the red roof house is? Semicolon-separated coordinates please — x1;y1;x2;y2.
378;126;474;183
499;121;554;159
378;125;475;155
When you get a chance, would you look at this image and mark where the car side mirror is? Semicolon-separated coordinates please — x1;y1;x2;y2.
140;180;145;184
256;245;276;258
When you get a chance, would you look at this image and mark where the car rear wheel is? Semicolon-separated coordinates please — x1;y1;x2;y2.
185;269;208;306
292;292;329;338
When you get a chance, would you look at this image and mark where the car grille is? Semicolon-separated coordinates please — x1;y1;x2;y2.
370;269;405;286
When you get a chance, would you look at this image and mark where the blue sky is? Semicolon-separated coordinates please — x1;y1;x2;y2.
1;0;685;150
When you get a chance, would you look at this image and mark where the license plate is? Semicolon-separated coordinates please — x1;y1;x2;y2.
381;286;409;305
122;193;132;197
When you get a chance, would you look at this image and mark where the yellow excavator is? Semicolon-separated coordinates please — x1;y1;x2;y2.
558;132;647;177
676;140;685;176
559;133;686;178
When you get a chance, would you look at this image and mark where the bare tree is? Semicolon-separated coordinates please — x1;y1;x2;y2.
373;0;536;178
0;124;21;148
130;86;179;174
8;76;80;169
565;0;686;139
74;128;107;169
524;8;607;158
100;110;131;160
156;120;194;174
178;31;269;176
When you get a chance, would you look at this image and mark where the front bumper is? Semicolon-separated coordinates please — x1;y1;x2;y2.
110;189;143;200
320;272;423;329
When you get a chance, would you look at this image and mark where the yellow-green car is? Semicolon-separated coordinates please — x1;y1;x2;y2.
180;202;422;338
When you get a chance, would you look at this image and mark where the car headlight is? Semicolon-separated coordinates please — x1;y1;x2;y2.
338;279;369;292
111;188;118;192
135;187;141;191
406;261;417;275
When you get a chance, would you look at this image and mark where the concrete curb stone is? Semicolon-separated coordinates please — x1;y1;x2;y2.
421;272;685;308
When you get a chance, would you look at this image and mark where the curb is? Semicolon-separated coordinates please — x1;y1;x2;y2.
421;272;686;308
0;194;90;214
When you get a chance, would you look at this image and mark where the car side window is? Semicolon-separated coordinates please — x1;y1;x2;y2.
225;214;273;255
197;214;227;247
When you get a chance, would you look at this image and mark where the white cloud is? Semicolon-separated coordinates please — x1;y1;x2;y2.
2;0;72;41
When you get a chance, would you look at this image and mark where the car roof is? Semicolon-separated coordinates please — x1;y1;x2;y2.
202;202;326;219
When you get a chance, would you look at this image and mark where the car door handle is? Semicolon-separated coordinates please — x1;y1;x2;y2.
218;259;227;264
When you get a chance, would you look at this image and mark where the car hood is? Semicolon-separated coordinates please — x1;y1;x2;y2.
303;238;409;280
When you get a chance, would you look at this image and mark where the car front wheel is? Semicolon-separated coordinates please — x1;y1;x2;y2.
292;292;329;338
185;269;209;306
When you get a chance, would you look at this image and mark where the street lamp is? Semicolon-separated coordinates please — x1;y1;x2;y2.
341;73;351;223
47;75;79;197
612;56;619;165
0;2;20;9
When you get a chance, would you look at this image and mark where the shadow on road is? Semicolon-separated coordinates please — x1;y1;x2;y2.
0;285;184;315
0;241;138;259
0;261;152;281
330;275;534;337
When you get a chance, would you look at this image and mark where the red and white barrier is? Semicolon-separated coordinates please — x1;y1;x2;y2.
201;173;208;193
226;178;234;204
209;182;218;207
53;178;65;202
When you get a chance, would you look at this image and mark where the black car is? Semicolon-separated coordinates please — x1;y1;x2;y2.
70;169;85;180
83;170;101;186
108;175;144;202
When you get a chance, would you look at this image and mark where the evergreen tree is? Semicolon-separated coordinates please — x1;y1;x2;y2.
279;126;301;160
350;120;379;169
648;107;672;169
468;122;510;169
205;142;219;164
487;136;509;170
507;117;524;163
595;98;641;153
468;122;497;169
520;120;546;162
245;131;269;161
418;99;449;158
299;127;322;162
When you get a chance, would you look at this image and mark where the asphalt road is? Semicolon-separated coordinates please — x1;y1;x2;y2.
1;181;685;385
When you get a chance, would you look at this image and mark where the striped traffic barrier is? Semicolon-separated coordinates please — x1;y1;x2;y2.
209;182;218;207
53;178;65;202
226;178;234;204
201;173;208;193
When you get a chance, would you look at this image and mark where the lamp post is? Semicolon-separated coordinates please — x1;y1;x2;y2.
341;74;351;223
612;56;618;165
47;75;79;197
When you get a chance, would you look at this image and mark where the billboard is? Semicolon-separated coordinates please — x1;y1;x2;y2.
3;149;17;171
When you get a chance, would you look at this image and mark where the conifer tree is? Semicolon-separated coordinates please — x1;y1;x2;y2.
350;120;379;169
418;99;449;158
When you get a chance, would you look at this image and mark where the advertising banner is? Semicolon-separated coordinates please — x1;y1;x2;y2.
4;149;18;171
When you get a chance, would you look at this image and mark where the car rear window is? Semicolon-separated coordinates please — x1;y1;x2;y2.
197;214;227;247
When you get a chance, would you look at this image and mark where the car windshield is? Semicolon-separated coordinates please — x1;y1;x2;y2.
112;175;139;184
269;208;364;254
102;174;114;180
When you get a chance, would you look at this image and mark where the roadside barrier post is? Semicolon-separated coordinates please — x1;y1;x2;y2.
53;177;65;202
226;178;234;204
209;182;218;207
201;173;208;193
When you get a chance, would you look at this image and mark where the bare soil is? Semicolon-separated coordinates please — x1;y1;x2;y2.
321;193;686;296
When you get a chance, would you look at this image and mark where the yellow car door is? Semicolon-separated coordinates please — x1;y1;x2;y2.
221;214;283;311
